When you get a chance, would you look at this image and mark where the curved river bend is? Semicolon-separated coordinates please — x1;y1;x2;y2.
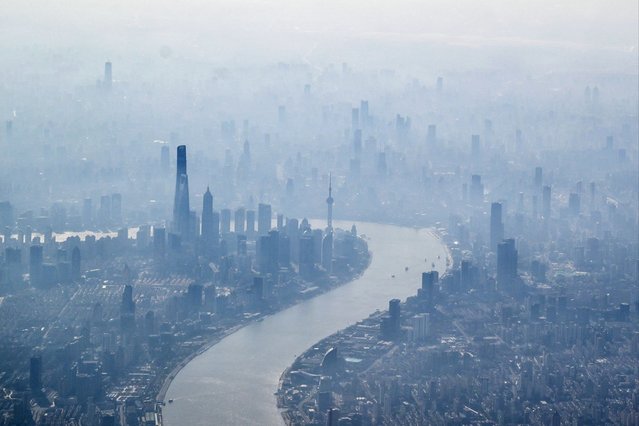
163;221;449;426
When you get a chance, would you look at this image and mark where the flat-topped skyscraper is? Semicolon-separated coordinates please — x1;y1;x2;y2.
173;145;191;238
201;187;214;244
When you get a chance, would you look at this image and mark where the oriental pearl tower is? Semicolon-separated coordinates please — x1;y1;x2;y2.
326;174;334;231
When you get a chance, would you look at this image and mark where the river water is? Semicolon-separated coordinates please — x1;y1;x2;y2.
162;221;449;426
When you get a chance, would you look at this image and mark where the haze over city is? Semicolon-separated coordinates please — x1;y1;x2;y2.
0;1;637;425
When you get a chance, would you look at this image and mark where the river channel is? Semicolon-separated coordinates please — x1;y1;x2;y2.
162;220;450;425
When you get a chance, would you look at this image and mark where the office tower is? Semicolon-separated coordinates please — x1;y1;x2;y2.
111;193;122;225
436;76;443;92
534;167;543;188
4;248;21;283
327;408;340;426
351;108;359;129
246;210;256;237
542;185;551;218
99;195;111;226
136;225;149;250
257;203;272;235
201;187;214;242
236;234;247;256
29;355;42;392
144;310;156;336
160;145;170;172
153;227;166;260
120;285;136;333
389;299;401;335
299;232;315;278
497;239;518;283
380;299;401;340
71;246;81;280
278;234;290;266
312;229;323;264
121;285;135;314
252;277;264;302
29;245;43;287
326;175;334;231
234;208;246;234
470;175;484;205
471;134;480;157
220;209;231;234
0;201;13;228
257;235;270;273
104;61;112;89
490;202;504;252
82;198;92;228
569;193;580;216
173;145;191;238
353;129;362;156
267;230;280;273
360;100;369;126
427;124;436;144
421;271;438;306
211;212;220;241
187;283;203;309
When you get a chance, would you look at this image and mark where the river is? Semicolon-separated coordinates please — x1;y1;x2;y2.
162;220;450;426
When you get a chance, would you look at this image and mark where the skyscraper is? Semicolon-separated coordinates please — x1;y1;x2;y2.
220;209;231;234
389;299;401;333
201;187;214;243
173;145;191;238
234;208;246;234
490;202;504;252
534;167;543;188
29;245;43;287
326;175;334;231
421;271;438;307
111;193;122;225
470;175;484;205
121;284;135;315
258;203;272;236
568;192;581;216
497;239;518;283
246;210;256;238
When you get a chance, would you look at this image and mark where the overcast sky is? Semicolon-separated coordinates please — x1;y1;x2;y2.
1;0;637;72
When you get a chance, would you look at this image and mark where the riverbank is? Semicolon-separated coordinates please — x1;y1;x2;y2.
155;230;371;423
161;222;450;426
276;228;453;424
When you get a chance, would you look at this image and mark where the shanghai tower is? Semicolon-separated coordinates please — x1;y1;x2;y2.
173;145;191;238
